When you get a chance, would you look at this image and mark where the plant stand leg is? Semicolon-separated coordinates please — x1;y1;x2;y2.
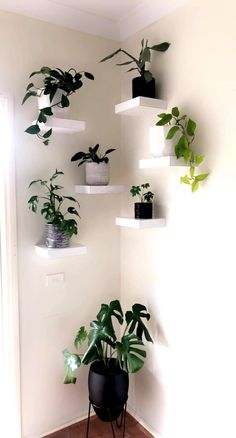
122;403;127;438
85;401;91;438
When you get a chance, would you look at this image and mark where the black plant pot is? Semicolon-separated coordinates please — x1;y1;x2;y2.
88;359;129;422
135;202;153;219
132;76;156;98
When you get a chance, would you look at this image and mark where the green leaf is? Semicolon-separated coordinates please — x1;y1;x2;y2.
180;175;190;184
43;128;52;139
190;166;195;178
195;173;208;182
41;106;53;116
191;179;199;192
84;72;94;80
25;124;40;134
166;126;179;139
171;107;179;117
97;300;124;338
187;119;197;136
156;113;172;126
61;94;70;107
63;349;81;384
183;149;192;164
142;47;151;63
125;303;153;342
43;140;49;146
26;82;34;91
116;61;133;66
99;48;122;63
38;112;47;123
175;135;189;158
143;71;153;83
82;319;114;365
67;206;80;217
195;154;205;165
28;195;39;212
22;91;37;105
116;334;146;373
74;326;87;349
150;42;170;52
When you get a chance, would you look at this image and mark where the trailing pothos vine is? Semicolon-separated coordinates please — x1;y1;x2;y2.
156;107;208;192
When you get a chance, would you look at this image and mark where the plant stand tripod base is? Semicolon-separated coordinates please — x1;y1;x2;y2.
85;401;127;438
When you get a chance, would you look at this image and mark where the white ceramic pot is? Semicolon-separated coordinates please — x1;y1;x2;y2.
85;162;109;186
149;125;173;157
37;89;69;118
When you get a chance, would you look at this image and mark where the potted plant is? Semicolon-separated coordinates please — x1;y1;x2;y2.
28;169;80;248
22;66;94;145
156;106;209;192
130;183;154;219
71;143;116;186
63;299;152;423
99;38;170;98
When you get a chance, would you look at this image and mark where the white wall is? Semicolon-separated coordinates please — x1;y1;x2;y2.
0;11;122;438
120;1;236;437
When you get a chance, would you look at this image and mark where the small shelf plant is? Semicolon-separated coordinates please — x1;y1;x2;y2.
22;66;94;145
71;143;116;186
28;169;80;248
156;106;208;192
130;183;154;219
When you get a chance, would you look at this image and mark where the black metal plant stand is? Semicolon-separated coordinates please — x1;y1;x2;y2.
85;400;127;438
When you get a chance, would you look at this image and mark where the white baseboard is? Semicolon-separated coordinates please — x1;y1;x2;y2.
127;406;162;438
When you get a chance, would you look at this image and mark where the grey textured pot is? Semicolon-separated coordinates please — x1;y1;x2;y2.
85;162;109;186
45;224;70;248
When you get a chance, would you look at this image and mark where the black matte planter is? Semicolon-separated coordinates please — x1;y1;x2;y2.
132;76;156;98
135;202;153;219
88;359;129;422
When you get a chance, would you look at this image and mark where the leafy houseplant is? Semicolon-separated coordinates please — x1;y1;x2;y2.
63;299;152;421
22;66;94;145
130;183;154;219
28;169;80;248
156;107;208;192
71;144;116;186
100;39;170;98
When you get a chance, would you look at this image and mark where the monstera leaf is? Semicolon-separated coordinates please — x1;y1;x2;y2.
82;319;115;365
63;349;81;384
125;304;153;342
96;300;123;340
74;326;87;349
116;334;146;373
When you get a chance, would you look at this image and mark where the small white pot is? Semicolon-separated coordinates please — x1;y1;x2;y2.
37;89;69;118
149;125;173;157
85;162;109;186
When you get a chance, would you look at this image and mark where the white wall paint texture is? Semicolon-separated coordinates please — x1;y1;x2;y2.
120;1;236;438
0;0;236;437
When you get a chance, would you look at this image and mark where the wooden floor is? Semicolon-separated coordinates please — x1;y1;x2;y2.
44;412;153;438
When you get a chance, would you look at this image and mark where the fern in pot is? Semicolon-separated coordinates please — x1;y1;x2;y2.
63;299;152;424
71;144;116;186
28;169;80;248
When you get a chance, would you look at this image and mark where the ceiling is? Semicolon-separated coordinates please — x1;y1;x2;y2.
0;0;185;41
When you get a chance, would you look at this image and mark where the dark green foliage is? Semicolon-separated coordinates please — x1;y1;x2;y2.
100;39;170;82
63;300;153;383
71;144;116;166
28;169;80;237
156;107;208;192
22;66;94;145
130;183;154;203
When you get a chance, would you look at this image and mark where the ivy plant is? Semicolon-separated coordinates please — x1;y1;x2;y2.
63;299;153;383
130;183;154;202
22;66;94;145
28;169;80;237
156;107;208;192
71;143;116;166
100;39;170;83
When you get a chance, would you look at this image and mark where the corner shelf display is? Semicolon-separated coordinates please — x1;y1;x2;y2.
75;185;124;194
115;217;165;229
139;156;188;168
34;117;85;134
115;97;167;116
35;243;87;259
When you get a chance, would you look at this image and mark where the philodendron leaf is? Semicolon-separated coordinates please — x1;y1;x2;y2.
74;326;87;349
195;154;205;165
125;303;153;342
166;125;180;140
187;119;197;136
84;72;94;80
61;94;70;107
67;207;80;216
100;48;122;63
180;175;190;184
150;42;170;52
191;179;199;192
28;195;39;212
195;173;208;182
143;71;153;83
116;334;146;373
63;349;81;384
25;124;40;135
190;166;195;178
171;107;179;117
43;128;52;139
156;114;172;126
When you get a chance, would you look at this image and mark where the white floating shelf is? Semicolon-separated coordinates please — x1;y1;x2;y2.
115;217;165;229
115;97;167;116
139;156;188;168
75;185;124;194
35;243;87;259
33;118;85;134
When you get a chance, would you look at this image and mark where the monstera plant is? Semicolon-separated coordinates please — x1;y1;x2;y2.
63;299;153;423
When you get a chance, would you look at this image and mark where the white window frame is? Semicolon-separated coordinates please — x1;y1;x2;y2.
0;92;21;437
